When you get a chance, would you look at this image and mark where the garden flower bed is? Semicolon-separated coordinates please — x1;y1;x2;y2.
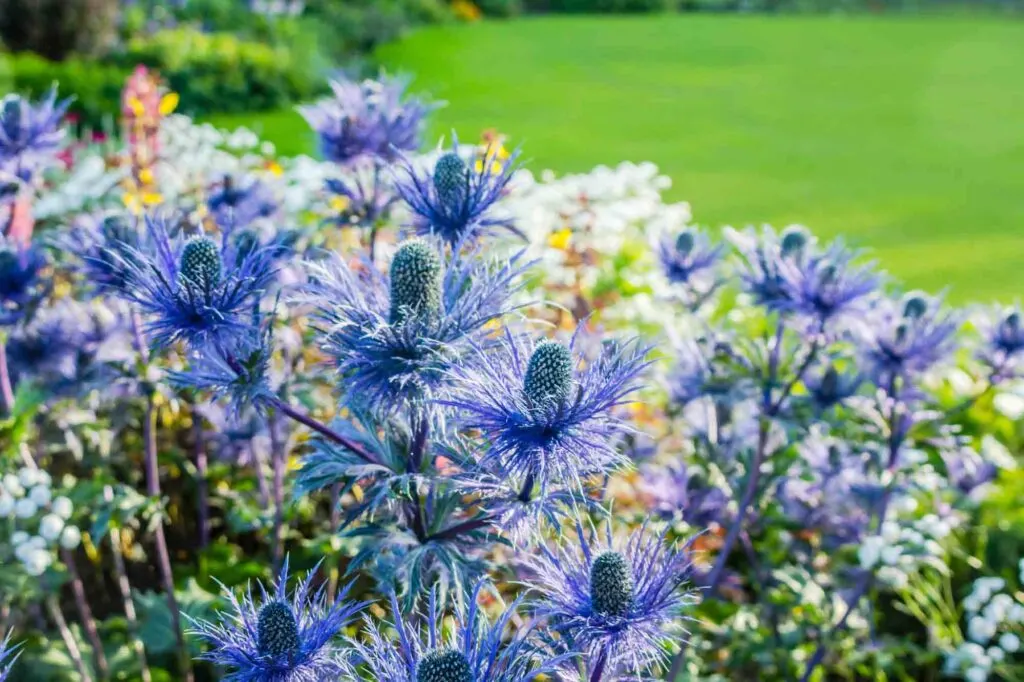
1;67;1022;681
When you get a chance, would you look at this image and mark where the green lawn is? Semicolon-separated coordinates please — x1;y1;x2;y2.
368;14;1024;301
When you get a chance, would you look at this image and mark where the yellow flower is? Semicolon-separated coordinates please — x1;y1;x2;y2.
329;195;351;213
548;228;572;251
265;160;283;176
158;92;179;116
142;191;164;206
452;0;482;21
138;167;155;186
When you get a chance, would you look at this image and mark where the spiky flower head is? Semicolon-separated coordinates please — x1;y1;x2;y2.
657;227;722;292
347;585;569;682
179;236;223;292
0;88;70;180
389;239;442;324
977;304;1024;381
859;292;959;384
0;235;47;326
445;330;649;492
725;225;811;310
207;175;278;232
108;214;277;351
526;522;698;676
298;243;529;413
257;601;301;658
590;551;635;618
187;557;366;682
299;74;433;166
523;340;574;406
417;648;472;682
396;136;521;244
432;153;468;208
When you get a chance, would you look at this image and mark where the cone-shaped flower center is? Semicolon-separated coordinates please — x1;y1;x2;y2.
590;550;635;618
179;236;222;291
1006;312;1021;332
389;239;442;324
256;601;300;659
417;648;472;682
2;98;20;131
780;227;808;258
433;153;468;208
523;340;574;406
902;295;928;320
675;230;695;256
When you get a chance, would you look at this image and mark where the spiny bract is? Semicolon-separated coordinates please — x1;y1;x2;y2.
389;239;442;324
179;236;223;291
256;601;301;658
523;340;574;406
433;153;468;208
590;550;635;618
416;648;473;682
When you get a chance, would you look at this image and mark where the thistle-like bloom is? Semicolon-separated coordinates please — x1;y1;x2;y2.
6;299;130;397
776;239;879;331
299;238;528;412
109;214;277;350
187;558;367;681
976;305;1024;381
59;212;142;291
657;227;722;289
525;522;697;676
725;224;812;310
0;633;20;682
858;292;959;385
347;585;569;681
0;88;71;180
299;74;433;166
803;363;861;411
207;175;279;232
445;330;650;491
638;463;728;529
395;140;520;244
0;234;48;326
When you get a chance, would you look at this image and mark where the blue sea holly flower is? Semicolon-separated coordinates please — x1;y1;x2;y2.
109;214;277;351
298;238;529;413
446;330;650;492
325;166;399;229
347;585;570;682
299;74;433;166
526;521;698;676
803;363;861;411
187;557;367;682
977;304;1024;381
725;224;813;310
395;139;521;244
657;227;723;292
777;239;880;332
859;292;959;385
0;235;48;326
207;175;279;233
0;634;21;682
0;88;71;180
60;212;143;292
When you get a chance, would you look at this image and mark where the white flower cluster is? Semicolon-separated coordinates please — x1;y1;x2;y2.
857;510;950;590
0;468;82;577
945;573;1024;681
502;162;694;332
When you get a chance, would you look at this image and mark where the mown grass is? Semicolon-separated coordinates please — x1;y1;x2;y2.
374;14;1024;300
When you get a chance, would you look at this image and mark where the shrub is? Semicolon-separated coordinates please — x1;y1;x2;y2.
475;0;526;16
117;28;324;116
303;0;452;60
526;0;675;11
4;51;129;128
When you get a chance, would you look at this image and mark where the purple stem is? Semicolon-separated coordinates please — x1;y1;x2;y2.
192;411;209;549
0;339;14;416
105;486;152;682
269;411;285;572
62;549;110;679
590;649;608;682
264;395;378;465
